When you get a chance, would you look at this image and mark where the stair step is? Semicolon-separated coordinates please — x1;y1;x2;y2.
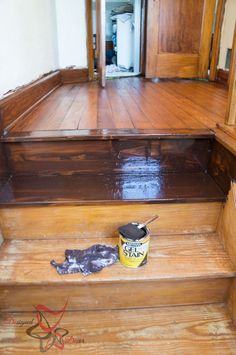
1;304;236;354
0;234;235;311
0;200;223;240
4;134;213;175
0;172;225;206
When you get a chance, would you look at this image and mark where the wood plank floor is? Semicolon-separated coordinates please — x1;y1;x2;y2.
1;304;236;354
10;78;228;133
0;234;234;285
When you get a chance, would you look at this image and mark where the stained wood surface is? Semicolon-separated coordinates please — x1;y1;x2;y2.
0;202;222;240
0;173;225;206
9;78;228;133
96;0;106;87
5;138;213;175
208;140;236;194
215;127;236;156
60;69;89;84
86;0;94;81
209;0;226;81
225;23;236;125
3;128;214;142
146;0;216;78
1;304;236;354
0;71;61;133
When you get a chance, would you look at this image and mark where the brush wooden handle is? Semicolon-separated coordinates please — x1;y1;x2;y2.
138;215;159;229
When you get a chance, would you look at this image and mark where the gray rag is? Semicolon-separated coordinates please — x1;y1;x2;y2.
51;244;119;276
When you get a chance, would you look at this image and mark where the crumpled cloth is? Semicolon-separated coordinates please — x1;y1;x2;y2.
51;244;119;276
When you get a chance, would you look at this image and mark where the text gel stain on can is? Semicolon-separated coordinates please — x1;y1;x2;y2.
118;222;150;268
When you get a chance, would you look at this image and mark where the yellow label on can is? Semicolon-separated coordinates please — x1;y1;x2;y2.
118;233;150;268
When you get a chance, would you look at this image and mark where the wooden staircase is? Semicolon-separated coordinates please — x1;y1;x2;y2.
0;129;236;353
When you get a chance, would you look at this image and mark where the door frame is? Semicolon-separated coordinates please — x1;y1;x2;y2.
86;0;147;80
209;0;226;81
86;0;94;81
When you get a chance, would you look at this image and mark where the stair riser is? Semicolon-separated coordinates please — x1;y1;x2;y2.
0;202;222;239
5;138;212;175
0;278;231;312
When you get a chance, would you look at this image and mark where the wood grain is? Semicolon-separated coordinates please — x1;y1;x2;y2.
0;304;236;354
8;78;228;133
156;54;199;78
198;0;217;78
218;182;236;326
145;0;159;78
96;0;106;87
86;0;94;81
159;0;204;54
216;68;229;85
0;71;61;133
0;234;234;311
145;0;216;78
5;138;213;175
218;183;236;265
209;0;226;81
60;69;89;84
225;23;236;125
208;140;236;195
0;173;225;206
3;129;215;142
229;280;236;326
0;202;222;239
0;279;231;313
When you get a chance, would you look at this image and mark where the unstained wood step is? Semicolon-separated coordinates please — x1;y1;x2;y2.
0;234;235;311
0;304;236;354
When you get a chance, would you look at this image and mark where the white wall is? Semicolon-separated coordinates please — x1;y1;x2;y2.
0;0;58;97
55;0;87;68
218;0;236;69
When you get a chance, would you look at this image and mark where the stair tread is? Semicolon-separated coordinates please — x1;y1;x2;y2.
0;304;236;354
0;234;235;286
0;172;225;206
3;127;215;141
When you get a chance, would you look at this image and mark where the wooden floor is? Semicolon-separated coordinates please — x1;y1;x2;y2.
1;304;236;354
10;78;228;133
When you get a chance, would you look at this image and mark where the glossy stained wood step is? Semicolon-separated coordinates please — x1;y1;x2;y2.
0;172;225;206
0;234;235;311
4;134;213;176
1;304;236;354
2;128;215;141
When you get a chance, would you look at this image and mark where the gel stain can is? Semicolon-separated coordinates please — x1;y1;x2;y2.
118;224;150;268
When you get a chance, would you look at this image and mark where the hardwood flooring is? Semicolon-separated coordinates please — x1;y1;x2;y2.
0;234;234;311
1;304;236;354
10;78;228;133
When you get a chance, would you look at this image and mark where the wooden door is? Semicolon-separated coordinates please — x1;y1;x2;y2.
146;0;216;78
96;0;106;87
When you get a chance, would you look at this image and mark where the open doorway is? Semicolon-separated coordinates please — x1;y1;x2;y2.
92;0;144;79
